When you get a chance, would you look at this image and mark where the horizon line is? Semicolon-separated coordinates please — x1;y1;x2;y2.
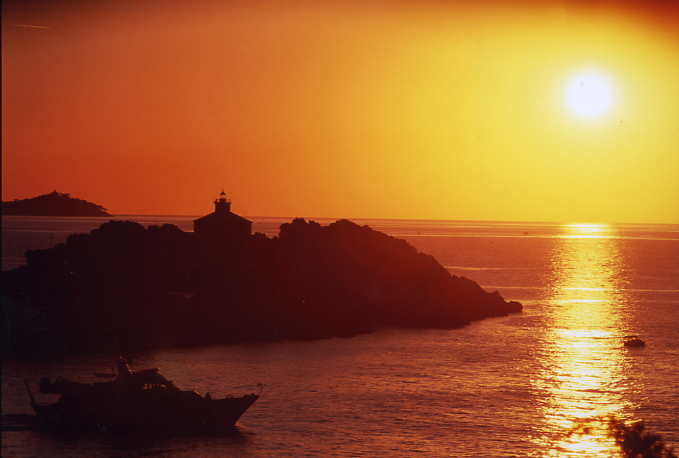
55;213;679;227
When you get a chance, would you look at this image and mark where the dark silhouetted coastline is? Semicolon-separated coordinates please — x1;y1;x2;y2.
1;191;111;217
1;217;522;359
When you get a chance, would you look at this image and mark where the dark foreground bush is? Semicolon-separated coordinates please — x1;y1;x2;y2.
566;416;676;458
609;417;677;458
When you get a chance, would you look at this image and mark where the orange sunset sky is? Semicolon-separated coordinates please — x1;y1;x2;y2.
2;0;678;223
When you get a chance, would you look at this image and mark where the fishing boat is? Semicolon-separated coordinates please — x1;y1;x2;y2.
623;335;646;348
25;358;260;433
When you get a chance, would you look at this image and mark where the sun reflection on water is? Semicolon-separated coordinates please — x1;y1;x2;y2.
533;223;633;456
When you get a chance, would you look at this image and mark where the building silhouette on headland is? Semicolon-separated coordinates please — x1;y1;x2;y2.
193;191;251;241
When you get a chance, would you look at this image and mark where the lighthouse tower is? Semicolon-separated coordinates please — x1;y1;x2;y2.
214;191;231;213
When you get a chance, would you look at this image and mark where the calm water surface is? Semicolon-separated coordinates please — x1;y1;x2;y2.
2;216;678;457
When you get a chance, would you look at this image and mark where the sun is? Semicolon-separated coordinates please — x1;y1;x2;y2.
564;71;614;119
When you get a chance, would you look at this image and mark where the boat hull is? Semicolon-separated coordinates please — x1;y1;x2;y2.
33;391;259;433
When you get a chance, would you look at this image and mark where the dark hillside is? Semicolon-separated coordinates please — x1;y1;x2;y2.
2;191;110;216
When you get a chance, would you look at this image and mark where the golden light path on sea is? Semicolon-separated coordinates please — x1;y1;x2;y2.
533;223;633;456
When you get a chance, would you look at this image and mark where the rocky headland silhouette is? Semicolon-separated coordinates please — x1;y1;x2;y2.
2;217;522;358
2;191;111;217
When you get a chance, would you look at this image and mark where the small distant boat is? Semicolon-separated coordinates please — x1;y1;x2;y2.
623;336;646;348
25;357;260;433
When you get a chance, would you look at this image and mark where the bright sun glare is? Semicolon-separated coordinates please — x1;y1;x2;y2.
564;71;614;119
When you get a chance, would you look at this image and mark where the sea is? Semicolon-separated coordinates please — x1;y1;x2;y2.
2;215;678;457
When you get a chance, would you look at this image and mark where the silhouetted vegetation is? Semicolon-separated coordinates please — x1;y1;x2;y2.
1;191;110;216
610;417;677;458
566;416;677;458
1;218;522;358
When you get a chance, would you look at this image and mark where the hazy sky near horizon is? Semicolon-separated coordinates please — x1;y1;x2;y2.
3;0;679;223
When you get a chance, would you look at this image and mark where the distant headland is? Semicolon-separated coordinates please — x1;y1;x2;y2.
1;191;111;217
1;192;522;358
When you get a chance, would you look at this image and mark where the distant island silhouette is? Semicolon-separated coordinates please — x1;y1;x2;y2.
1;193;521;358
1;191;111;217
